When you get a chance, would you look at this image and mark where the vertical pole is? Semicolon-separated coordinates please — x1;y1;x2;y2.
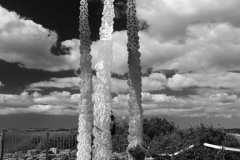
46;133;49;160
92;0;115;159
78;0;94;159
68;130;70;150
0;133;5;160
126;0;144;159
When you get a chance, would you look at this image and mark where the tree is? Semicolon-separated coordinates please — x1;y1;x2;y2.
143;118;176;141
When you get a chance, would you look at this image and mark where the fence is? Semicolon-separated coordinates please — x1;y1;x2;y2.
0;131;128;160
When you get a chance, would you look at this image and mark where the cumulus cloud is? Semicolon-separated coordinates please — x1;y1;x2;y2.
62;23;240;75
209;93;238;103
0;104;78;115
27;74;169;93
136;0;240;40
112;92;240;118
0;6;77;71
0;90;240;118
149;73;167;82
167;74;198;90
0;91;79;115
0;92;34;108
33;91;80;105
60;31;185;75
0;81;3;87
27;72;206;93
28;77;79;90
184;72;240;93
154;23;240;73
1;1;240;75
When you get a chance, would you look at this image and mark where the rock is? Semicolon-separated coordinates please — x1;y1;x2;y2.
27;149;41;156
26;155;37;160
59;149;71;157
55;154;61;158
48;150;54;155
70;150;77;157
38;153;46;158
4;153;14;158
50;148;59;155
60;154;68;160
145;157;153;160
40;150;46;154
17;156;28;160
127;145;146;160
52;158;61;160
118;152;128;159
14;151;23;155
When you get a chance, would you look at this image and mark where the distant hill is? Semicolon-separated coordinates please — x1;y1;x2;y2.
1;127;77;133
225;128;240;134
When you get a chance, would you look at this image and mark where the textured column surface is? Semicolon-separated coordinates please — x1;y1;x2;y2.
126;0;144;159
92;0;115;159
77;0;93;160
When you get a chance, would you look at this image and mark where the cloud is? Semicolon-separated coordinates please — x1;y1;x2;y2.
61;31;185;75
0;91;80;115
27;77;79;90
1;2;240;75
149;73;167;82
0;92;34;108
27;74;169;93
209;93;238;103
153;23;240;73
142;77;166;91
0;104;77;115
0;6;77;71
135;0;240;40
27;72;208;94
0;81;3;87
63;23;240;75
184;72;240;93
33;91;80;105
167;74;198;90
112;92;240;118
0;90;240;118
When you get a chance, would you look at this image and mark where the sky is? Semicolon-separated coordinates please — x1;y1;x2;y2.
1;0;240;129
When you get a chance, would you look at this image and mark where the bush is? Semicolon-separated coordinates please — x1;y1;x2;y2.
9;132;78;152
146;122;240;159
7;117;240;160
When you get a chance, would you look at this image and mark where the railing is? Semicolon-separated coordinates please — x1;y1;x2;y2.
0;133;4;160
2;132;78;153
2;131;240;160
0;131;128;159
158;142;240;158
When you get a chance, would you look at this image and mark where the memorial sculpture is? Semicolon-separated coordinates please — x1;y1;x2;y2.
78;0;143;159
126;0;144;149
78;0;93;159
92;0;115;159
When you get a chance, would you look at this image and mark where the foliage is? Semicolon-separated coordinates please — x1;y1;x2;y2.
143;118;176;140
113;118;240;159
6;117;240;160
145;123;240;160
9;132;78;153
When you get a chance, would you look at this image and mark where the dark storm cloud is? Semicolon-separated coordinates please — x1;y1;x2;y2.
0;59;76;95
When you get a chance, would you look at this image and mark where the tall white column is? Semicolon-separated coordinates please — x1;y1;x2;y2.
92;0;115;159
77;0;93;159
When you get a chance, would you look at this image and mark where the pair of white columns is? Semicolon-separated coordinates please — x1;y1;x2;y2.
78;0;143;159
